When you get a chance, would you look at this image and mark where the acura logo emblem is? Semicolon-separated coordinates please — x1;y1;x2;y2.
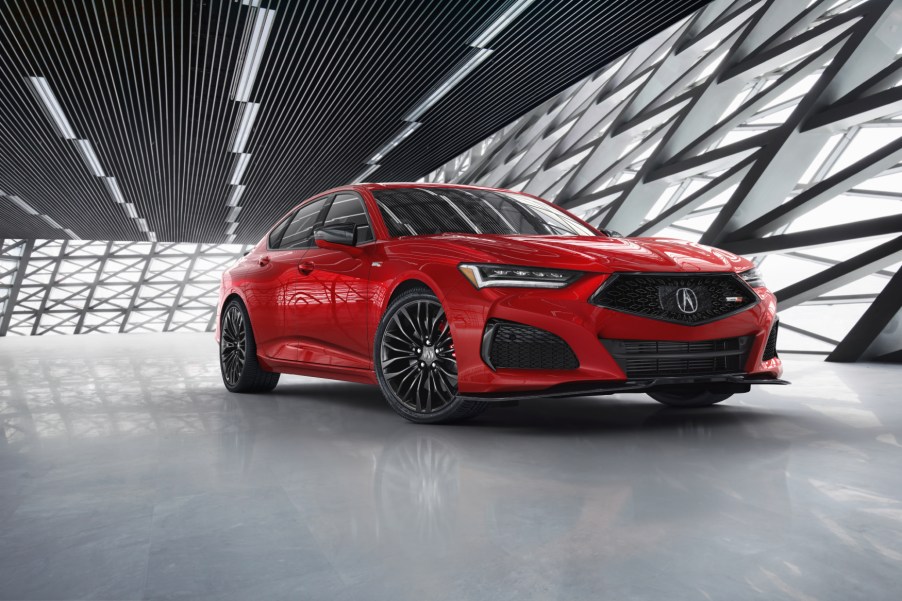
675;287;698;314
420;346;436;365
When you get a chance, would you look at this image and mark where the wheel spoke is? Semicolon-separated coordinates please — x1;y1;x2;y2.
385;330;413;346
384;363;417;380
382;355;416;367
382;340;416;355
221;305;247;387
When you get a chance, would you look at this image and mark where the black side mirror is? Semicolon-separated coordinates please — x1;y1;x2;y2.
314;223;357;247
601;229;623;238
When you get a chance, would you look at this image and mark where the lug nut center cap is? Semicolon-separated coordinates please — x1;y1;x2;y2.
419;345;437;366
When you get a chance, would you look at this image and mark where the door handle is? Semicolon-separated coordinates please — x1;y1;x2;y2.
299;261;315;275
258;256;271;267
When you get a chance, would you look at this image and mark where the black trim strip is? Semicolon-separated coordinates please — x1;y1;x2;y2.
458;374;789;402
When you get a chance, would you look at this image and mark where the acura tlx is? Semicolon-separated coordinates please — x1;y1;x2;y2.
216;183;786;423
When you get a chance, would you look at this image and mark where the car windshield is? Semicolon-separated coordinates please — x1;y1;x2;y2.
371;187;599;237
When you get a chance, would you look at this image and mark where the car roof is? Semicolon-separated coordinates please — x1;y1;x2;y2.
351;181;520;194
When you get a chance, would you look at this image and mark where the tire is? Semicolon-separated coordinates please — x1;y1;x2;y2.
219;298;280;393
375;287;488;424
647;387;733;408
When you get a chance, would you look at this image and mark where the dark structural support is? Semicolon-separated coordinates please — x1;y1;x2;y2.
828;269;902;362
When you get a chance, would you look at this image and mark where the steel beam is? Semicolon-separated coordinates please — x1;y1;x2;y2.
828;268;902;362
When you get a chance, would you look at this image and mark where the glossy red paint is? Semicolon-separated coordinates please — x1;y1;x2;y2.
217;182;782;394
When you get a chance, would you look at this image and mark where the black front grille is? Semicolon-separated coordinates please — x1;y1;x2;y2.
762;320;779;361
484;321;579;370
601;336;751;378
591;273;757;325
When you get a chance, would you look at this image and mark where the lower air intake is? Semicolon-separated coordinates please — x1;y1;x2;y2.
485;321;578;370
762;321;779;361
601;336;751;378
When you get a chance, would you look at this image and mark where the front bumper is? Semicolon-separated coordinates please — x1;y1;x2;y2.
442;270;783;395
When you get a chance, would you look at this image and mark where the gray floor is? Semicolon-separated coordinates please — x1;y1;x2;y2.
1;334;901;601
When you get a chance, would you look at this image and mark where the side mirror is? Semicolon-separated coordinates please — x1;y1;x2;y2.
602;229;623;238
314;223;357;247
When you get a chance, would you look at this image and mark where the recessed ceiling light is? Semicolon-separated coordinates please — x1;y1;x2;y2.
403;49;493;122
6;195;38;215
230;154;251;185
353;164;380;182
103;177;126;204
26;76;77;139
75;139;105;176
41;214;62;229
233;9;276;102
228;185;246;207
369;121;422;163
231;103;260;153
470;0;536;49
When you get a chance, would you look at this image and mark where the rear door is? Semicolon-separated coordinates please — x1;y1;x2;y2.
259;195;330;361
238;210;294;360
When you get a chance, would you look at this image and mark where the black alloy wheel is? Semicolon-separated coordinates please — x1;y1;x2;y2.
219;299;280;393
375;288;487;424
221;303;247;388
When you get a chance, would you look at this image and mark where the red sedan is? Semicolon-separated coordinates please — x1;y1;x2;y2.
216;183;785;423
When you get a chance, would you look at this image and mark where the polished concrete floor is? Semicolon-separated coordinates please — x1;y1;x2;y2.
1;333;901;600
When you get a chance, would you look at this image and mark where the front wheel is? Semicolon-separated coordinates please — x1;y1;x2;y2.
647;387;733;408
375;288;488;424
220;299;280;393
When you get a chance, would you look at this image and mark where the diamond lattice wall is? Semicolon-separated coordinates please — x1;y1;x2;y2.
421;0;902;362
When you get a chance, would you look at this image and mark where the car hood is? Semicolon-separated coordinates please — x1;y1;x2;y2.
394;234;752;273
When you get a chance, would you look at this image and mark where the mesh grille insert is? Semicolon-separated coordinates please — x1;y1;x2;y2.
591;273;757;325
486;321;578;370
601;336;751;378
762;321;779;361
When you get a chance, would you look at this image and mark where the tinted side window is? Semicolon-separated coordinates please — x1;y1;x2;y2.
322;193;373;243
268;212;296;248
279;197;329;249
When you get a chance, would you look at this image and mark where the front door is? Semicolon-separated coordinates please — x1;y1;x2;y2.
288;192;374;369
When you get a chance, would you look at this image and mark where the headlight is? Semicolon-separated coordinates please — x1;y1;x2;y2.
739;267;765;288
458;264;582;289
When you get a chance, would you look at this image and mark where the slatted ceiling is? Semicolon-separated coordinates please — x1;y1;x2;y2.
0;199;60;240
377;0;709;183
233;0;501;244
0;0;708;244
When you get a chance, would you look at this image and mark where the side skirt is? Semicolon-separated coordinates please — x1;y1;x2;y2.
258;356;378;386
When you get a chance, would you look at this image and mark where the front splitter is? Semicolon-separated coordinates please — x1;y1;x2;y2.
457;374;789;402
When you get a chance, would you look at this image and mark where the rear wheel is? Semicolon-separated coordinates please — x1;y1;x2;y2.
647;387;733;408
375;288;488;424
220;299;280;393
